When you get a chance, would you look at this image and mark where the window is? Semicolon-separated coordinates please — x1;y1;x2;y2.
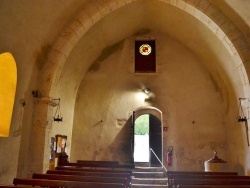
0;52;17;137
135;40;156;73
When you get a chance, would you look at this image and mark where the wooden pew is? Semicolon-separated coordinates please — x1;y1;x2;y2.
32;173;129;188
172;178;250;188
13;178;125;188
169;174;250;188
0;186;31;188
177;185;250;188
77;160;119;165
55;166;132;174
170;174;250;180
167;171;238;176
47;169;131;180
167;171;239;188
58;162;134;169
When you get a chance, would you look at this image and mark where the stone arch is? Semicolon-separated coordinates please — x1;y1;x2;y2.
29;0;250;173
134;106;162;121
168;0;250;93
133;106;163;166
39;0;250;98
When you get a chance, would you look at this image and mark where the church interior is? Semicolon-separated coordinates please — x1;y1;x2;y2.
1;0;250;186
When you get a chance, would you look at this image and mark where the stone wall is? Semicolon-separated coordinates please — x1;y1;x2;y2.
70;32;230;171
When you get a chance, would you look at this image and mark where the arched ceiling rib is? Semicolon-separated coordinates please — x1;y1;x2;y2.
39;0;250;100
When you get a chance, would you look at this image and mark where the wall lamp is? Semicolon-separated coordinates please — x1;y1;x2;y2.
143;88;151;94
32;90;42;98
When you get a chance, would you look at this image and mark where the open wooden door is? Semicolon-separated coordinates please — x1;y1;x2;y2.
149;114;162;166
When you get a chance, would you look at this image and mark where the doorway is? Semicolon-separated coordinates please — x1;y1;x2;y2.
132;107;163;167
134;114;149;162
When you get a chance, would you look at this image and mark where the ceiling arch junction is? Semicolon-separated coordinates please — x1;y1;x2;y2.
38;0;250;99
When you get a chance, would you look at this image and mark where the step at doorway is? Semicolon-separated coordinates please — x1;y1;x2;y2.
131;167;168;188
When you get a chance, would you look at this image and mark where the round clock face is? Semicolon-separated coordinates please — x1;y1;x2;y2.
139;44;152;55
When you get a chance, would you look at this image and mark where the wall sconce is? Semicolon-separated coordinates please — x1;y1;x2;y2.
53;98;63;122
32;90;42;98
237;98;249;146
143;88;151;94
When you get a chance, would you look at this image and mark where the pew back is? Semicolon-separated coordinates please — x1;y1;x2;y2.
32;173;129;188
55;166;132;174
47;169;131;179
59;162;134;169
172;178;250;188
167;171;239;188
177;185;250;188
13;178;125;188
77;160;119;165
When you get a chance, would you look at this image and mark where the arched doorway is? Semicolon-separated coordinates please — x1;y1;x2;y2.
134;114;149;163
132;107;163;167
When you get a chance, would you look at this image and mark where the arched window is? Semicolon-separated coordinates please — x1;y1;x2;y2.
0;52;17;137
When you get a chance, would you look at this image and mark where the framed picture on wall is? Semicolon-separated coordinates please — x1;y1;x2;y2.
55;134;67;156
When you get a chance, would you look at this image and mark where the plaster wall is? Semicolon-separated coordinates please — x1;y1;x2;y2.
0;0;250;184
0;0;87;183
71;32;229;171
24;0;250;175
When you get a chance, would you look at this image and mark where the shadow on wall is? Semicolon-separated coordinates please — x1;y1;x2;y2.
235;163;245;176
101;116;132;164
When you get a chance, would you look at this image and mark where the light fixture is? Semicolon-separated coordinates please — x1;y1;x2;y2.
144;88;151;94
32;90;42;98
53;98;63;122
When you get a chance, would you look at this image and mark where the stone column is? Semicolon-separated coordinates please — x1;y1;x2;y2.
27;98;51;176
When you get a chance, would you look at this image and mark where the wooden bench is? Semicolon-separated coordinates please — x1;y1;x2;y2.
170;174;250;180
177;185;250;188
55;166;132;174
32;173;130;188
167;171;238;176
77;160;119;165
169;174;250;188
13;178;125;188
58;162;134;169
47;169;131;180
172;178;250;188
167;171;239;188
0;186;31;188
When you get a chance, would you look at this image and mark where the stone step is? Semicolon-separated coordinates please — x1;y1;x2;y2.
132;171;165;178
134;162;150;167
132;183;168;188
131;165;168;187
133;166;165;172
132;177;168;184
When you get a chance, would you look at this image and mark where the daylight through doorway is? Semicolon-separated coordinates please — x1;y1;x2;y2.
134;114;149;162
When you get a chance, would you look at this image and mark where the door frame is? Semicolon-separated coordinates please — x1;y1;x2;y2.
132;106;163;166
